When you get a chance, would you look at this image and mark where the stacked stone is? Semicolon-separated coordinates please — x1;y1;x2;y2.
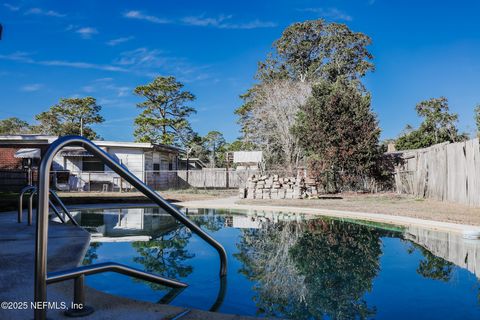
240;174;316;200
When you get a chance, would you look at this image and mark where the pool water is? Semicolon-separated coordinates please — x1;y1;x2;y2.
73;206;480;319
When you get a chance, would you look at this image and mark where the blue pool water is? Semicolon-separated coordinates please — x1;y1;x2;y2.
73;206;480;319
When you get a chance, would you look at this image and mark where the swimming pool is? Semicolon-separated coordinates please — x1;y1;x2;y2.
72;206;480;319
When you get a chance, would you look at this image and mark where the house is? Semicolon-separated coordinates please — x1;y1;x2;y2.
0;135;183;191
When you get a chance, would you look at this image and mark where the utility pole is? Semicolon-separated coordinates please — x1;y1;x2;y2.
80;117;83;137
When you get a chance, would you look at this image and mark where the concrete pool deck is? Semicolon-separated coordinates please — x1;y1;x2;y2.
0;209;278;320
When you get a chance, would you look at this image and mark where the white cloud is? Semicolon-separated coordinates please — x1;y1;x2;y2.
300;8;352;21
40;60;123;71
123;10;276;29
82;80;130;97
4;3;20;11
181;15;231;27
123;10;170;24
76;27;98;39
106;36;134;46
115;48;169;67
21;83;43;92
25;7;66;18
0;52;127;72
182;15;277;29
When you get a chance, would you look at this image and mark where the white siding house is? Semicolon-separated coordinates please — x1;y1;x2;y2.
53;140;182;191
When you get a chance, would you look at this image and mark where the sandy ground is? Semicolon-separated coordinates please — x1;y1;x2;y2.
237;193;480;226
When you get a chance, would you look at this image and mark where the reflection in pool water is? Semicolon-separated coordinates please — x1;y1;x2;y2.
73;207;480;319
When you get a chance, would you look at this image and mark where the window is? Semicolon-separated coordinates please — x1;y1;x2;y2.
168;162;173;170
153;163;160;171
82;157;104;172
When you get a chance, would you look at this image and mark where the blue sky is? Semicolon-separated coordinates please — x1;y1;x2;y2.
1;0;480;142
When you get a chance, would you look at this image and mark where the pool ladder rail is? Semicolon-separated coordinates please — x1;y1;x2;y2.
26;135;228;320
18;185;78;226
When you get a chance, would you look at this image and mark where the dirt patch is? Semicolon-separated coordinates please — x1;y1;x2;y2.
237;192;480;226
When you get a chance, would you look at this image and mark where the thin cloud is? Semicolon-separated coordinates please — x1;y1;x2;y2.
115;47;214;82
0;52;127;72
106;36;134;46
124;10;276;29
41;60;123;71
299;7;352;21
76;27;98;39
0;49;212;83
182;14;277;29
21;83;43;92
123;10;170;24
181;15;231;27
82;80;130;97
25;7;66;18
3;3;20;11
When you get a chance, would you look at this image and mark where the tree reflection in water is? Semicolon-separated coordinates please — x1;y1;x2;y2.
132;226;194;290
235;217;389;320
82;242;102;265
130;213;226;291
406;243;454;282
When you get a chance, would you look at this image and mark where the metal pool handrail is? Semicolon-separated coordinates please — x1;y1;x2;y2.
34;135;228;320
18;185;78;226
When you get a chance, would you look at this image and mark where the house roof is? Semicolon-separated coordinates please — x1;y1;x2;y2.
179;157;207;168
0;135;57;144
0;134;183;153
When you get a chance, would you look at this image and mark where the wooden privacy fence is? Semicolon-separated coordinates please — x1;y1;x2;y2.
175;169;252;189
394;138;480;207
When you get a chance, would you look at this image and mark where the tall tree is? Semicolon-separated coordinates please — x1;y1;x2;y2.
33;97;104;139
395;97;467;150
236;19;374;172
474;104;480;137
236;80;311;171
0;117;31;134
133;76;196;145
203;131;226;167
257;20;374;83
294;80;380;191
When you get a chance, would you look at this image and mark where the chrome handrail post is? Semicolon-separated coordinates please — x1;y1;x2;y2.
18;185;35;223
28;190;36;226
64;275;94;317
35;147;54;320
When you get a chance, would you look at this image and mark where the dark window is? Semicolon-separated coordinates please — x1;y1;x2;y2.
153;163;160;171
168;162;173;170
82;157;104;172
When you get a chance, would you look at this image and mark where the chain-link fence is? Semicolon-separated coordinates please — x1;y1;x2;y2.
50;168;259;192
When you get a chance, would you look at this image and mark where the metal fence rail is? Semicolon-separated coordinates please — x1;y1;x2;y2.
34;135;228;320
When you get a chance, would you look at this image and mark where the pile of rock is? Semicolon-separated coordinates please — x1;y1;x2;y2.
238;174;320;199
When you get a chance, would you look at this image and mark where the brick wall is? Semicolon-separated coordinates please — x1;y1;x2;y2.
0;144;48;190
0;147;23;169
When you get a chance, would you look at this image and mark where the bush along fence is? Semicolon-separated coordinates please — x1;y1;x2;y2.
393;138;480;207
238;174;321;199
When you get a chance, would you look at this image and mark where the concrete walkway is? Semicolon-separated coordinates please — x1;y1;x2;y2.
0;209;275;320
178;197;480;239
